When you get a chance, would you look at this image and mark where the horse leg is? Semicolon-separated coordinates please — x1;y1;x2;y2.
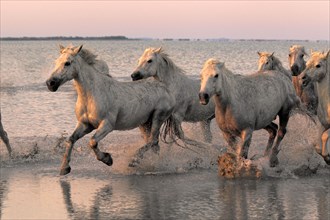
138;120;152;143
269;112;289;167
321;128;330;165
237;128;253;159
129;110;171;167
0;124;12;158
199;117;213;143
0;112;12;157
263;122;278;156
60;122;94;175
222;131;238;152
89;120;113;166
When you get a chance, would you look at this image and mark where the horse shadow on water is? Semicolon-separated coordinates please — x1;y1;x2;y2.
46;45;177;175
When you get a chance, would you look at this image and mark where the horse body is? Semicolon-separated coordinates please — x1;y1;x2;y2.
288;45;318;114
46;45;175;175
301;50;330;164
199;59;298;166
131;48;215;143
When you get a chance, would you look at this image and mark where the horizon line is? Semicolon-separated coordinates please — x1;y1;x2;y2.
0;36;328;42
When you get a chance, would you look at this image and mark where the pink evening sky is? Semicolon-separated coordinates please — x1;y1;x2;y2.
0;1;329;40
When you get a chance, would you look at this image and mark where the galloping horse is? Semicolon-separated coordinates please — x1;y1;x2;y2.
46;45;175;175
131;48;215;143
301;50;330;164
289;45;318;114
199;58;299;167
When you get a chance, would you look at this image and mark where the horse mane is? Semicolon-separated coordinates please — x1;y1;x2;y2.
152;48;186;81
78;47;112;77
289;45;307;55
79;48;98;65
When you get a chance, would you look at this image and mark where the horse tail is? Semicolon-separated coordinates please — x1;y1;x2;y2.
289;94;317;124
160;115;180;143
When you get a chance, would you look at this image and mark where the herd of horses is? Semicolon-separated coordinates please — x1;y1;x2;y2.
1;44;329;175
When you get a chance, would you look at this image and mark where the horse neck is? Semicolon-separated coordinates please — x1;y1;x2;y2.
73;57;111;98
274;59;292;80
156;62;181;86
215;67;237;104
292;76;302;96
316;59;330;112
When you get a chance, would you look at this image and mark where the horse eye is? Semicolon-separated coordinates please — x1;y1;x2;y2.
316;64;321;68
214;74;219;78
300;54;304;58
266;62;269;65
64;61;71;67
147;59;152;63
288;54;291;57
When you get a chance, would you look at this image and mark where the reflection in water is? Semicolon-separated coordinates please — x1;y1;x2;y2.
60;180;113;219
0;180;9;219
0;165;329;219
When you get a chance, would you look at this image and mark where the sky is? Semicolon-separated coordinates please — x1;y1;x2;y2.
1;1;329;41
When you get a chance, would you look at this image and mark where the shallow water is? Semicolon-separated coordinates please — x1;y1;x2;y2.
1;40;330;219
1;161;329;220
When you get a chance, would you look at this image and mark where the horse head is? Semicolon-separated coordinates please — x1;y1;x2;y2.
131;47;165;81
199;58;223;105
288;45;307;76
46;45;83;92
257;52;275;71
301;50;330;87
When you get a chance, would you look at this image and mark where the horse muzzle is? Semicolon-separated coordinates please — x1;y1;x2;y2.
301;75;311;88
199;92;210;105
46;77;62;92
131;71;143;81
290;64;300;76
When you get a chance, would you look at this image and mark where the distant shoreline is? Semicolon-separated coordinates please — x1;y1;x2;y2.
0;36;327;42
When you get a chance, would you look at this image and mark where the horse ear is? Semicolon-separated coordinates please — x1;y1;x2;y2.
59;44;65;53
73;45;83;56
310;49;314;55
325;50;330;58
155;47;162;53
271;52;275;57
257;51;262;57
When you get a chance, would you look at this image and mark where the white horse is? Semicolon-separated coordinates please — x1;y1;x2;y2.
288;45;318;114
257;52;292;80
199;58;299;167
0;111;12;157
131;48;215;143
46;45;175;175
301;50;330;164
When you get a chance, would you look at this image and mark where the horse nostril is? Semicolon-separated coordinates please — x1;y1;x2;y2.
131;71;141;81
199;92;209;101
49;80;56;86
291;65;299;76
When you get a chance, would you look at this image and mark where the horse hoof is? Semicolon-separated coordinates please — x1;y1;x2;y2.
102;153;113;166
269;156;279;167
60;166;71;175
323;155;330;165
